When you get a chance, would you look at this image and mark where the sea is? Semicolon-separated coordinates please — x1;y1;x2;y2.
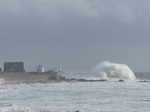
0;79;150;112
0;62;150;112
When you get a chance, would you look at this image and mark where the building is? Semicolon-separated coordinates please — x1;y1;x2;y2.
3;62;25;73
36;64;44;73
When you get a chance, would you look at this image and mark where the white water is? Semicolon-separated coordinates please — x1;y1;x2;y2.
0;81;150;112
0;62;147;112
91;61;136;79
65;61;136;80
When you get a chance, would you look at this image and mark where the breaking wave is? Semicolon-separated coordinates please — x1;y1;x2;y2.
91;61;136;79
65;61;136;80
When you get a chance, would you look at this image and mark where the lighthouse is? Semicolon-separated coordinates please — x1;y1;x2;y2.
59;66;61;72
59;66;61;76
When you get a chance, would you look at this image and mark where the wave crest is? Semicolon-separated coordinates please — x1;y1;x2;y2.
91;61;136;79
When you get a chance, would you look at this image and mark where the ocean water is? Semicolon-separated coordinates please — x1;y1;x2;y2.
0;80;150;112
0;62;149;112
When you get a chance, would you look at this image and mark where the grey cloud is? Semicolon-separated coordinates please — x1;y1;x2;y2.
0;0;139;25
0;0;150;71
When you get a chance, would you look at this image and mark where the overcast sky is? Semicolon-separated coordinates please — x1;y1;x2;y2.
0;0;150;72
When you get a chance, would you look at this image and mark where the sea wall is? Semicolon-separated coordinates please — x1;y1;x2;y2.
0;72;60;83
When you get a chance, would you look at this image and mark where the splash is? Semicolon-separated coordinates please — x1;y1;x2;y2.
91;61;136;79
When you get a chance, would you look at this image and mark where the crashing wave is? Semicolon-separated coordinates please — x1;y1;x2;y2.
91;61;136;79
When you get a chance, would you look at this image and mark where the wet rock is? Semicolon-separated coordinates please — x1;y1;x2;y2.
138;80;150;82
119;79;124;82
78;79;87;82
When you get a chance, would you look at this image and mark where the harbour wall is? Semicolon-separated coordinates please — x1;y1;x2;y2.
0;72;60;83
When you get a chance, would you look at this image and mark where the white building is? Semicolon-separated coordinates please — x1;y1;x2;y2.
36;64;44;73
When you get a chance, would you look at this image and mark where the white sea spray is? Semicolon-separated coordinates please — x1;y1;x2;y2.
91;61;135;79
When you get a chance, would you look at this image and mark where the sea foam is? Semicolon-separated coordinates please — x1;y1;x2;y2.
91;61;136;79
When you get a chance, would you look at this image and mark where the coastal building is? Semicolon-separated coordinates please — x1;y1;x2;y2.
0;62;64;83
36;64;44;73
3;62;25;73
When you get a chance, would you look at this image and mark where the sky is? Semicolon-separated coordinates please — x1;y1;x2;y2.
0;0;150;72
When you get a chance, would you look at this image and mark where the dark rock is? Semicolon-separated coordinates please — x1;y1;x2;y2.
78;79;87;82
138;80;150;82
119;79;124;82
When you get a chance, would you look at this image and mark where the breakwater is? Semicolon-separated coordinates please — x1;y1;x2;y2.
0;72;60;83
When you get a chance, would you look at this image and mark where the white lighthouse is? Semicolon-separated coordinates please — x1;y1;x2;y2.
36;64;44;73
59;66;61;72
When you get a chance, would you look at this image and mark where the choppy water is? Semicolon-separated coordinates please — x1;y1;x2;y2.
0;81;150;112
